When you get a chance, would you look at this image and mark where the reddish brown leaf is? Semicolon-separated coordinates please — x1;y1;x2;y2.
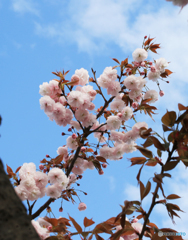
150;136;165;151
15;166;21;173
53;155;64;164
147;222;158;229
178;103;188;111
44;217;58;227
86;148;94;152
96;156;107;163
144;38;154;46
6;165;13;175
136;164;144;183
40;158;47;163
166;194;181;200
163;161;179;171
95;234;104;240
69;215;82;233
146;159;157;167
161;111;176;127
136;146;153;158
83;217;95;228
112;58;120;64
140;181;145;201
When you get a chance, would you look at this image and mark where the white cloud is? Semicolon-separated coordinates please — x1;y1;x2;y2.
11;0;39;15
105;175;116;191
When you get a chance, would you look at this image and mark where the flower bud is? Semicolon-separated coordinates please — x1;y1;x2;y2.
39;164;44;170
159;90;164;97
59;207;63;212
78;202;87;211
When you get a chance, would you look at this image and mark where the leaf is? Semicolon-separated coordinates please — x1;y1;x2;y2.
112;58;120;64
136;146;153;158
69;215;82;234
147;222;158;229
95;234;104;240
178;103;188;111
161;111;176;127
129;157;146;166
142;137;153;148
86;148;94;152
44;217;58;227
146;159;157;167
144;37;154;46
157;149;162;158
143;181;151;199
15;166;21;173
150;136;165;151
160;69;173;78
163;161;179;171
149;43;160;53
140;181;145;201
6;165;13;175
136;164;144;183
166;194;181;200
83;217;95;228
96;156;107;163
53;155;64;164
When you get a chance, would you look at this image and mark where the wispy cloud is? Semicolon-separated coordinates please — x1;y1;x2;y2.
105;175;116;192
11;0;39;15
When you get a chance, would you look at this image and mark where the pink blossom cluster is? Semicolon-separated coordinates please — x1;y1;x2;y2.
15;162;70;201
97;66;120;96
31;218;51;240
147;58;168;82
15;163;48;201
39;69;98;128
99;122;148;160
39;47;169;171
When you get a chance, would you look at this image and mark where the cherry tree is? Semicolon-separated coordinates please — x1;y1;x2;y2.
4;34;188;240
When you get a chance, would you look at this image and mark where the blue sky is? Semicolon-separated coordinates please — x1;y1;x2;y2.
1;0;188;239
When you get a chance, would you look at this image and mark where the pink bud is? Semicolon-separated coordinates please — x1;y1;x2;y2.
47;226;52;231
144;35;147;39
99;169;104;175
46;154;50;158
150;66;156;72
102;163;107;168
78;202;87;211
68;128;72;132
148;61;153;65
159;90;164;97
59;207;63;212
61;132;65;136
43;168;47;173
72;133;77;139
132;102;139;109
117;113;122;118
132;218;138;223
39;164;44;170
134;61;140;67
81;146;86;152
140;61;145;67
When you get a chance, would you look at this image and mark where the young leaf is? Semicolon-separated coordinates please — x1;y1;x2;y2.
178;103;188;111
150;136;165;151
69;215;82;234
161;111;176;127
83;217;95;228
163;161;179;171
136;146;153;158
166;194;181;200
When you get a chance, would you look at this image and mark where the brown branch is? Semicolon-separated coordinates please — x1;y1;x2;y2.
31;198;54;220
139;140;177;240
